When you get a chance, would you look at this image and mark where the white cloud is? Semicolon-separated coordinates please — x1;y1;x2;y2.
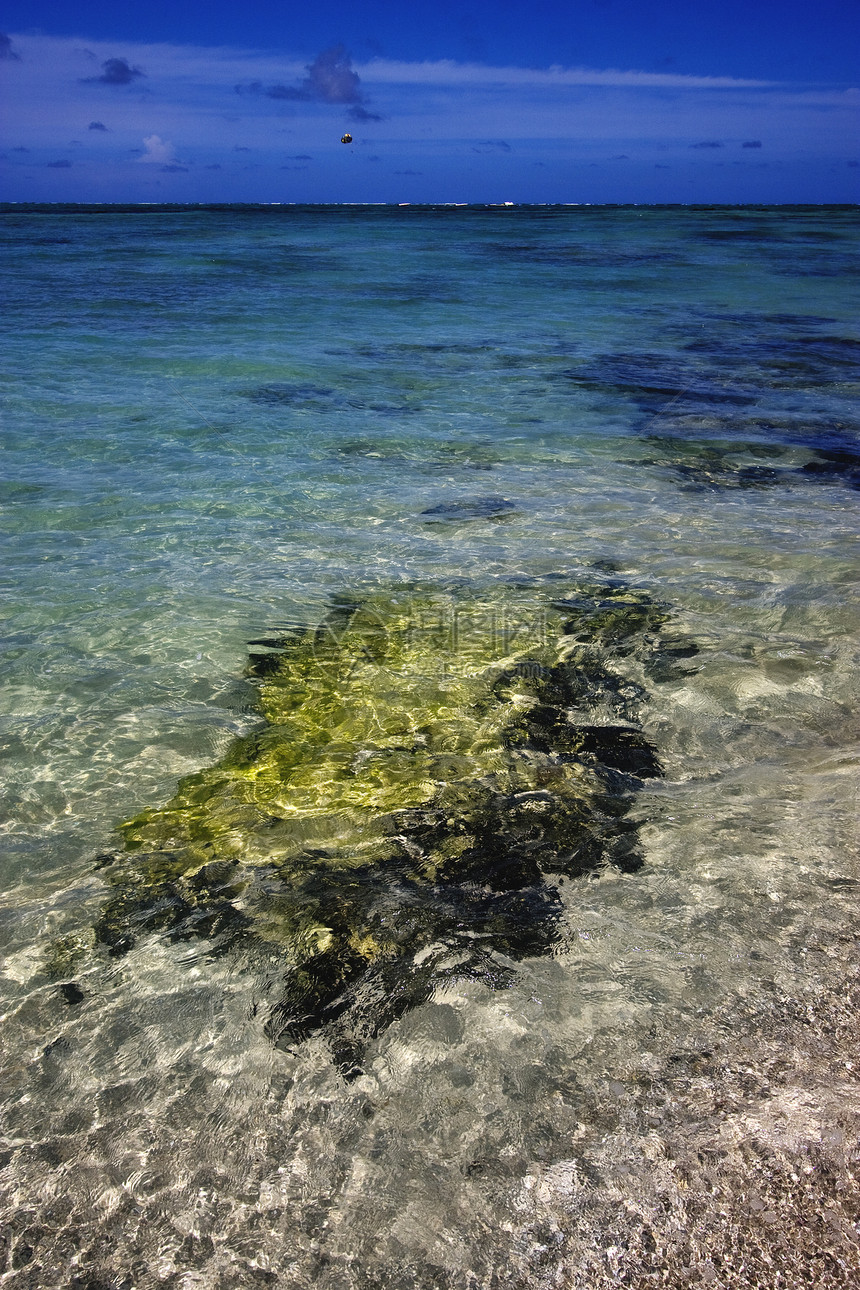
358;59;780;91
139;133;176;163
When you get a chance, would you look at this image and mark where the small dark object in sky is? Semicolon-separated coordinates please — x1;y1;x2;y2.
341;133;353;144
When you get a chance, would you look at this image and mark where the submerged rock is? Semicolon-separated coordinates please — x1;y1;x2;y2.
630;436;792;493
420;496;517;521
242;381;336;406
560;352;757;414
71;582;696;1071
801;446;860;491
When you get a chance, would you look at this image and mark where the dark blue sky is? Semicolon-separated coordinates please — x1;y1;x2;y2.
5;1;858;80
2;2;857;202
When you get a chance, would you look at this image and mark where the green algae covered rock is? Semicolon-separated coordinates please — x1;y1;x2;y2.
83;580;695;1070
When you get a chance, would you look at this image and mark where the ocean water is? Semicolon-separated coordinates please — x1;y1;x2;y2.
1;204;859;1287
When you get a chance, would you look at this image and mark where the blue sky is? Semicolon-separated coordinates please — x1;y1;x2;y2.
1;2;857;203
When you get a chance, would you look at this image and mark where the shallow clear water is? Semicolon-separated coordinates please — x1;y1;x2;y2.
1;204;859;1287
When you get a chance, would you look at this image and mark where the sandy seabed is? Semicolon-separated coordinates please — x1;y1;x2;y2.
2;936;859;1289
509;935;860;1290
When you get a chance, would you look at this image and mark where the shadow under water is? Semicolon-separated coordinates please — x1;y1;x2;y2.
49;582;698;1075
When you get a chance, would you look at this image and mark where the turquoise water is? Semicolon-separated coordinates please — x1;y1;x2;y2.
1;205;859;1286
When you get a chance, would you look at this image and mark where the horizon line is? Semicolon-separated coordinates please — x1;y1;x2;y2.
2;200;858;209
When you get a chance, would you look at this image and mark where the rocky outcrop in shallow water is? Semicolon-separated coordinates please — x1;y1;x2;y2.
54;581;697;1071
